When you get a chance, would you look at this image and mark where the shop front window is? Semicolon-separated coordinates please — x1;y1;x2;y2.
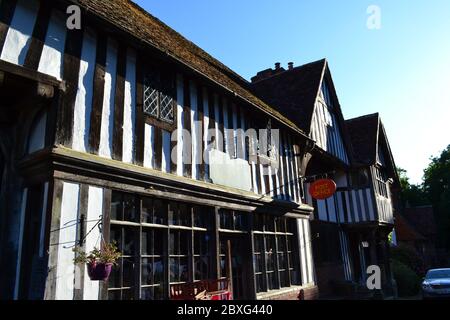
108;192;213;300
253;216;301;293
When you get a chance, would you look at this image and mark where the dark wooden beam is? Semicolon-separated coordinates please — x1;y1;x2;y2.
211;207;221;280
0;59;62;88
197;84;205;181
55;28;83;147
154;126;162;171
43;179;63;300
0;70;4;86
134;53;145;166
227;102;235;157
112;44;127;161
99;188;112;300
74;184;88;300
88;35;107;154
183;77;191;178
0;0;17;54
217;97;224;153
23;0;52;70
170;127;177;175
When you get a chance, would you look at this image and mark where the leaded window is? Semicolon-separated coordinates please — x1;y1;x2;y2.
143;68;175;124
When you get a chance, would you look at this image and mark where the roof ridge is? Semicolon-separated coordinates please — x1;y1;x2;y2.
125;0;250;86
70;0;309;137
251;58;327;84
345;112;379;123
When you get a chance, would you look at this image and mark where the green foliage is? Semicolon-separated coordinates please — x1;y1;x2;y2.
423;145;450;250
391;244;426;276
391;259;421;297
396;167;429;207
73;242;121;265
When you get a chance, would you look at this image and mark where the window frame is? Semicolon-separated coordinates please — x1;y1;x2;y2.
374;167;389;198
253;215;301;294
142;63;177;132
108;191;214;300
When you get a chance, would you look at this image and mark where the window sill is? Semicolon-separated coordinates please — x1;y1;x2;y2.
256;284;315;300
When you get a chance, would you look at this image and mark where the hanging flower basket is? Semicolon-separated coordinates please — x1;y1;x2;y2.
73;242;121;282
87;262;113;281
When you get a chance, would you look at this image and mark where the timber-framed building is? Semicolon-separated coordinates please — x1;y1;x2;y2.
0;0;399;300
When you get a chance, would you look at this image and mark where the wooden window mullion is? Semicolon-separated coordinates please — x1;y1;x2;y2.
274;232;281;290
189;207;194;282
262;227;268;292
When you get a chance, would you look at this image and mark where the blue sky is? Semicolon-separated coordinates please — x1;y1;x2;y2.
135;0;450;184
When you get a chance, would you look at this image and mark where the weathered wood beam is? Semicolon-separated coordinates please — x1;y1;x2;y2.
112;44;127;162
0;60;63;89
23;0;52;70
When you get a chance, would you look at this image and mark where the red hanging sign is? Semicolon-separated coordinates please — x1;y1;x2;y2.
309;179;337;200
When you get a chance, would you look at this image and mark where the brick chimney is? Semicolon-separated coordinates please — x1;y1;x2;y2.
251;62;286;83
288;62;294;70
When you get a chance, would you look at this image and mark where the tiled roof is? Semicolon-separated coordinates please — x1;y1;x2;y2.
68;0;307;136
249;59;327;133
345;113;379;165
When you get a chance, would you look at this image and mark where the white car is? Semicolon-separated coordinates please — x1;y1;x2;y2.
422;268;450;299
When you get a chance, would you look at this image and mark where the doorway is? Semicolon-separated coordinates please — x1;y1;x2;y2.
219;234;251;300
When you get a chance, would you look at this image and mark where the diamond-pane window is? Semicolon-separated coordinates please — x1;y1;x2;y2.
160;93;174;123
143;69;174;124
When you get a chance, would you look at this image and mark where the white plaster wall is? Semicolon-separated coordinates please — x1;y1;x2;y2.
38;9;67;80
83;186;103;300
303;219;315;284
122;48;137;164
0;0;39;65
327;197;337;222
189;81;198;180
268;166;274;197
202;87;210;178
176;74;184;176
251;163;258;194
55;182;80;300
143;123;155;169
317;200;328;221
359;190;367;221
72;28;97;152
259;164;266;195
98;38;118;159
297;218;308;286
